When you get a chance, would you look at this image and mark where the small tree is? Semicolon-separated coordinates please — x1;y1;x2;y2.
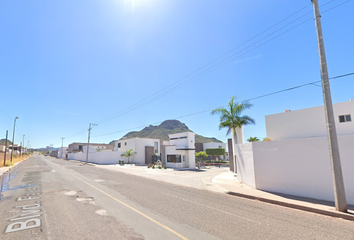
195;151;208;163
121;149;135;164
247;137;260;142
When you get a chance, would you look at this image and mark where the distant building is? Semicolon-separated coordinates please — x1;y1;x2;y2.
165;132;196;168
194;142;228;161
68;142;114;153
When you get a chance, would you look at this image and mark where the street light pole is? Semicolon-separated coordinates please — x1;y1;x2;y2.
311;0;347;212
85;123;97;164
61;137;65;158
10;117;19;163
22;134;25;155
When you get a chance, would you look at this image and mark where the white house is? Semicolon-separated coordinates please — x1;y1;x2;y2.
202;142;227;151
165;132;196;169
202;142;228;160
236;100;354;205
65;132;196;168
265;100;354;140
58;147;68;159
114;137;161;164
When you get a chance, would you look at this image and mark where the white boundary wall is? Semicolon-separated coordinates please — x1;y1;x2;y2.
68;151;125;164
236;135;354;205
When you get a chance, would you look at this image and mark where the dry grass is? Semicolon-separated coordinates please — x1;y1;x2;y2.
0;153;28;168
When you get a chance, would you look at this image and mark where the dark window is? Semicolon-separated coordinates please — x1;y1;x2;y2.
79;145;83;151
125;142;127;146
170;136;187;140
346;115;352;122
154;142;158;153
167;155;181;163
339;114;351;123
118;143;121;148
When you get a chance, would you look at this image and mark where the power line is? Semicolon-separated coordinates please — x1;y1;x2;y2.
89;72;353;139
96;17;314;124
94;0;348;125
0;107;11;120
322;0;351;13
95;3;315;125
65;129;88;139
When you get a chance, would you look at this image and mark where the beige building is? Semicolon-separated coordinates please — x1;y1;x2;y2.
68;142;114;153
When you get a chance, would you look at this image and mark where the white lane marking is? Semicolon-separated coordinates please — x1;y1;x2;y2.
162;192;262;225
76;197;94;202
94;179;105;182
64;191;77;196
95;209;108;216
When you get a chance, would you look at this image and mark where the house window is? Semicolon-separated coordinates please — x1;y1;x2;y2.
118;143;121;148
78;145;83;151
154;142;158;153
125;142;127;146
170;136;187;140
339;114;351;123
167;155;181;163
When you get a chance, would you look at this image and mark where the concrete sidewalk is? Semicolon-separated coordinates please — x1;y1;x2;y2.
212;172;354;221
0;159;27;177
97;163;354;221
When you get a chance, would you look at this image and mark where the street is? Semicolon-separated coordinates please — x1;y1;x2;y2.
1;155;354;240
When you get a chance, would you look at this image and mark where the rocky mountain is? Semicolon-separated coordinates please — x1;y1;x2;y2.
118;120;222;143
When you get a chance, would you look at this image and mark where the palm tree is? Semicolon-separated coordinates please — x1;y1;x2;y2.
121;149;135;164
247;137;260;142
211;96;255;173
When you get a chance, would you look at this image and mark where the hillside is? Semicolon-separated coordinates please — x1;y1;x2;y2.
0;139;12;145
120;120;222;143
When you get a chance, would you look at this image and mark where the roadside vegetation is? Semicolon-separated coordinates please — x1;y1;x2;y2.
0;153;30;167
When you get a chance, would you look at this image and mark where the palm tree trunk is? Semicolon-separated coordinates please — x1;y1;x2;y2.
231;128;238;173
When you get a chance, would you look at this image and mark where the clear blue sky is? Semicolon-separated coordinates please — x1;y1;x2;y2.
0;0;353;148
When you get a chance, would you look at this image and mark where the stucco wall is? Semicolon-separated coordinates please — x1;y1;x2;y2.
237;136;354;205
68;151;124;164
266;101;354;140
235;143;256;188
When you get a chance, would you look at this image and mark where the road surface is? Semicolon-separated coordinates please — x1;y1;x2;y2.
1;155;353;239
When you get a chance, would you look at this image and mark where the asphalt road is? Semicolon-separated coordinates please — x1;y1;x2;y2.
1;155;354;240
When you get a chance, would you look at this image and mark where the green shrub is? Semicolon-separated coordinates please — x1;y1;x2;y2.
205;148;225;156
13;154;18;158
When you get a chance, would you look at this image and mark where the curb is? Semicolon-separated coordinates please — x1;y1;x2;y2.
0;156;30;177
226;191;354;221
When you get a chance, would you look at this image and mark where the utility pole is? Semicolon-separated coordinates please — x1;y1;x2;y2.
312;0;347;212
61;137;65;159
10;116;19;163
22;134;25;155
3;130;8;166
85;123;97;164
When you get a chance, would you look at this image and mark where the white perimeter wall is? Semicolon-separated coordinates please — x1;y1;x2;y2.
68;151;126;164
236;135;354;205
266;100;354;140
